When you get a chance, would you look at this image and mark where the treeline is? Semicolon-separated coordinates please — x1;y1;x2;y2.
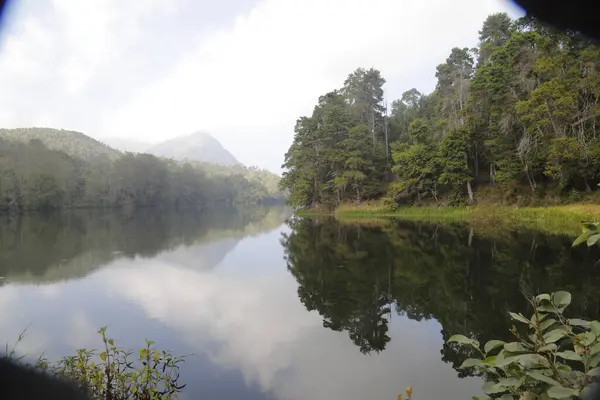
281;14;600;208
0;137;283;211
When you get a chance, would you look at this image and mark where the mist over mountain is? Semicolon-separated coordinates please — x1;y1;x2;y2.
100;137;151;154
145;131;240;166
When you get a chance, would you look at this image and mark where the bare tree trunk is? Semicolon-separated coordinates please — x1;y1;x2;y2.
474;144;479;177
467;181;474;202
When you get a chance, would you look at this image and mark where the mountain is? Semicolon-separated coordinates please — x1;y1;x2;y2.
100;137;151;153
146;131;240;166
0;127;121;161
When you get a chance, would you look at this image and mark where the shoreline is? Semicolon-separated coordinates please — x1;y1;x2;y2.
298;203;600;236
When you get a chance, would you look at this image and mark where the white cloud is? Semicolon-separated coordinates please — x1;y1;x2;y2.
101;0;522;170
0;0;522;171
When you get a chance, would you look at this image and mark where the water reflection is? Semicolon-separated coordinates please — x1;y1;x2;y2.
0;206;290;283
281;216;600;378
7;210;597;399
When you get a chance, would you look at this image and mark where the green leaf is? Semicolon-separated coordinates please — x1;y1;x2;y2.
557;364;572;372
587;367;600;376
539;343;558;352
531;312;548;325
541;318;558;332
573;232;592;247
556;350;581;361
447;334;480;350
108;339;114;346
482;355;497;366
578;331;597;346
568;318;590;328
590;321;600;336
504;342;530;353
589;342;600;355
485;340;506;354
538;303;560;313
544;329;568;343
500;395;514;400
502;353;547;368
526;370;561;386
482;380;512;395
508;312;531;325
546;385;579;399
459;358;482;369
583;222;600;231
588;234;600;246
536;293;552;303
590;353;600;368
552;291;572;308
99;352;107;362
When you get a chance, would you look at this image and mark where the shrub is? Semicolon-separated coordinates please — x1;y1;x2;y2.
6;326;187;400
448;291;600;399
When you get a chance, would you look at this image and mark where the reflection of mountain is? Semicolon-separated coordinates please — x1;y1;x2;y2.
282;217;600;375
1;206;291;284
154;238;240;272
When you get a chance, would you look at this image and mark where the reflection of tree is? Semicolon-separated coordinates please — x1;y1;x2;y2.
282;217;393;353
1;206;291;284
282;217;600;375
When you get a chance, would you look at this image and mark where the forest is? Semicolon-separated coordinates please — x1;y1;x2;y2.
280;13;600;209
0;133;283;211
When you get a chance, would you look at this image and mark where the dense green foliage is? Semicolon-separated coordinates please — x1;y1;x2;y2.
281;217;600;371
0;133;283;211
449;291;600;400
281;14;600;208
7;327;186;400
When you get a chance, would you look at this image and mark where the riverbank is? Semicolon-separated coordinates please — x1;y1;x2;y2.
324;203;600;236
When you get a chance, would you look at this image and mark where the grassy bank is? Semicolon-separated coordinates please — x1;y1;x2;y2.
332;203;600;235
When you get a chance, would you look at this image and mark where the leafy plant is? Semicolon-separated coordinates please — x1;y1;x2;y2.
573;222;600;248
6;326;187;400
448;291;600;399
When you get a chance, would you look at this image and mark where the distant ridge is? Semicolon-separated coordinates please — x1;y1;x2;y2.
145;131;240;166
0;127;121;161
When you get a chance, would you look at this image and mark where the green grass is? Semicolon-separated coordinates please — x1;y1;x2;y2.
332;203;600;236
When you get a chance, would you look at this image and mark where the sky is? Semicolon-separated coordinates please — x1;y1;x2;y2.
0;0;523;172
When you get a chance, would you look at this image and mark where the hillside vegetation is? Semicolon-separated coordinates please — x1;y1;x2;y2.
0;127;121;161
0;131;283;211
280;13;600;210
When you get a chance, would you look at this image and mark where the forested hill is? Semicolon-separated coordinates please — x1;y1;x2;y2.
280;13;600;209
0;129;283;211
0;127;121;161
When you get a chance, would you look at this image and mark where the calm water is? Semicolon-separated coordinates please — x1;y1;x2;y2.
1;208;599;400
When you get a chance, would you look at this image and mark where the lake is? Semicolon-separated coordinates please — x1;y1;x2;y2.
1;208;599;400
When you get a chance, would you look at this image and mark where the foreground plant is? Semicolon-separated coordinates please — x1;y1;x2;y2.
448;291;600;399
573;221;600;248
6;326;187;400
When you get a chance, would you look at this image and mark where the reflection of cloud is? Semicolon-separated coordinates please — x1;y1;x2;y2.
0;285;48;359
105;259;316;391
38;285;61;299
66;311;99;351
104;236;482;400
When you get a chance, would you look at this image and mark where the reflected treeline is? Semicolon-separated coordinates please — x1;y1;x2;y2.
1;206;291;284
281;217;600;374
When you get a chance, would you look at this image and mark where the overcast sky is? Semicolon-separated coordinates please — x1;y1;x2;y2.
0;0;523;172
